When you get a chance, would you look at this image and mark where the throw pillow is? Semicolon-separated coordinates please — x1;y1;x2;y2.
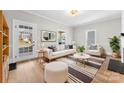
68;45;73;49
65;45;69;49
48;46;57;52
89;45;97;50
48;46;53;51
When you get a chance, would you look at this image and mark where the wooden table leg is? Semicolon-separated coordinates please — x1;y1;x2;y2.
83;60;85;68
38;52;43;64
76;61;77;64
76;58;78;64
37;53;40;62
84;59;88;68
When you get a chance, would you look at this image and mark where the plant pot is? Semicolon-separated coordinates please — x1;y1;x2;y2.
112;52;119;58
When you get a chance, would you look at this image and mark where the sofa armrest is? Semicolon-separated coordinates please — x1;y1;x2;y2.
97;45;102;51
44;48;53;56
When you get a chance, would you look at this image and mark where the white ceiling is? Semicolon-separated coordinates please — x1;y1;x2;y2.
25;10;121;27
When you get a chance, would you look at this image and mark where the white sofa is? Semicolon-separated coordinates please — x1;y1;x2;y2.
44;48;76;61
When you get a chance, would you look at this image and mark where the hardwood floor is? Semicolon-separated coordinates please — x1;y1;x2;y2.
92;56;124;83
8;60;44;83
8;56;124;83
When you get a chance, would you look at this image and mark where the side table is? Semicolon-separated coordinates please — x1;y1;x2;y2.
37;49;46;64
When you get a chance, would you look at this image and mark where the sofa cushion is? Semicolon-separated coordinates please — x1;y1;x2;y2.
57;45;65;51
52;51;65;56
50;49;76;58
88;50;99;53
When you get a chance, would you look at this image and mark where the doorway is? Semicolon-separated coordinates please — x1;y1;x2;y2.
13;19;37;62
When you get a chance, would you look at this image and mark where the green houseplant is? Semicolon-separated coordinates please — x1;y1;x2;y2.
109;36;120;58
76;46;85;55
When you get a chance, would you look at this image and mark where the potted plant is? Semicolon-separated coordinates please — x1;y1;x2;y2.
109;36;120;58
76;45;85;55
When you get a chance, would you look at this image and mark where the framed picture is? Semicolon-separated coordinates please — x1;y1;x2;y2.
41;30;57;42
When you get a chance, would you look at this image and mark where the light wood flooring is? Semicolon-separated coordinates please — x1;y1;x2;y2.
92;57;124;83
8;60;44;83
8;56;124;83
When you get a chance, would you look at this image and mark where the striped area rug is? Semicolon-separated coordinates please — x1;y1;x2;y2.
56;56;104;83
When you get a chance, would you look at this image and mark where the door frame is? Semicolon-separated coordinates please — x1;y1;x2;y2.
13;19;37;62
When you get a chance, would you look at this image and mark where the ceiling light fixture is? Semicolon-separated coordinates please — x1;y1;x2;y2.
70;10;78;16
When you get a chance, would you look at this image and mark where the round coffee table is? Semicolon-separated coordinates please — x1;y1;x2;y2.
73;53;91;67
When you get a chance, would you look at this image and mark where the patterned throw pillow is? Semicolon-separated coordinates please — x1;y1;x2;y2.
48;46;57;52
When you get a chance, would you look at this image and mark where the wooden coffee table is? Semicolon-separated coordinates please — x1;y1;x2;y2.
73;53;91;67
36;49;46;63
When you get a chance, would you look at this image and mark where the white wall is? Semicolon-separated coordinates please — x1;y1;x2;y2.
3;10;73;63
3;10;122;62
73;18;121;55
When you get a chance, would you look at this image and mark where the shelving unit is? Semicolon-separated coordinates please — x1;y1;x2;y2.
0;11;9;83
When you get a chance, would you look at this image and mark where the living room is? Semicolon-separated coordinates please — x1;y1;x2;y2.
0;10;124;83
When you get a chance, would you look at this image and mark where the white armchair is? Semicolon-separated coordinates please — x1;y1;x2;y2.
86;45;103;57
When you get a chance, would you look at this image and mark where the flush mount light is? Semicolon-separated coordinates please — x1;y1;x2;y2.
70;10;78;16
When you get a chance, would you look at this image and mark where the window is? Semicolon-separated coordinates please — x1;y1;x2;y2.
86;30;96;47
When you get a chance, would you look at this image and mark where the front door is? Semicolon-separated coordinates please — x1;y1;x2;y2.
13;19;37;62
